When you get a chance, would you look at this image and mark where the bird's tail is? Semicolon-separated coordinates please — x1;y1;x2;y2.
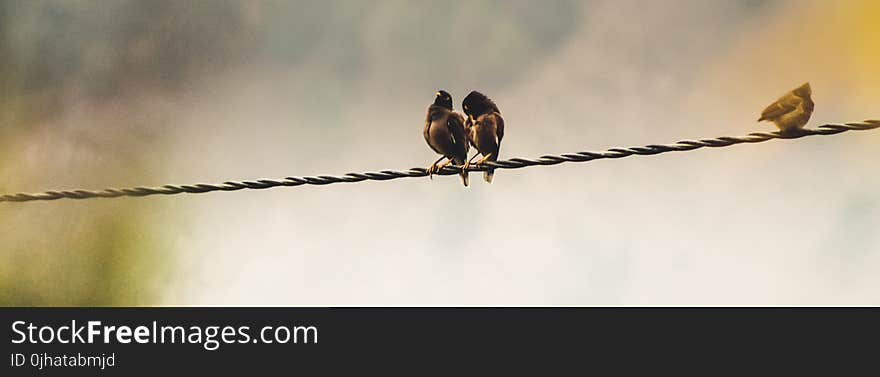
455;158;469;187
483;154;498;183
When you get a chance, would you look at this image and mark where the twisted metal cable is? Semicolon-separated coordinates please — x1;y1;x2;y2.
1;120;877;203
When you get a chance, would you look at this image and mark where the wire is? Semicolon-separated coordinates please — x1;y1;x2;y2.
1;120;877;203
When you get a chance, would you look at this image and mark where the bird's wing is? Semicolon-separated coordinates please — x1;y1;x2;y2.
760;95;800;121
447;113;469;151
447;120;457;145
494;113;504;143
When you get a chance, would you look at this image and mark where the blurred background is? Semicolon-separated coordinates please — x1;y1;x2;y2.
1;0;877;306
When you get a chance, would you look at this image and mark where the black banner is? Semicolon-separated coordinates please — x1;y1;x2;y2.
1;308;877;374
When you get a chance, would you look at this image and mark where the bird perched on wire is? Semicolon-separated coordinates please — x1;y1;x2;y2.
462;91;505;183
758;82;814;135
424;90;470;186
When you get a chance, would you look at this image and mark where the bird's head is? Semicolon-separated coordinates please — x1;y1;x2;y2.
433;90;453;109
794;82;811;97
462;90;500;117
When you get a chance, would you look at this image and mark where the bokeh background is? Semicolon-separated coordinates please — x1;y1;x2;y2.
1;0;877;306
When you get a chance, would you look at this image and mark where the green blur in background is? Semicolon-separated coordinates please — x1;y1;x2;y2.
0;0;583;306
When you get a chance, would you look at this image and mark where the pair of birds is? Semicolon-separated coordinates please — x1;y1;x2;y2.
421;82;814;187
423;90;504;187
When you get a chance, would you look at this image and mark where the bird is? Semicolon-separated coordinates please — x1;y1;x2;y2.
462;91;504;183
758;82;814;135
423;90;470;186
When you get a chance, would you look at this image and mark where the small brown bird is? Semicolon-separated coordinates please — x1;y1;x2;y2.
424;90;470;186
462;91;504;183
758;82;814;134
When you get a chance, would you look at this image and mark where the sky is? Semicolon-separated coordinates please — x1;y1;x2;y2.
1;0;878;305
